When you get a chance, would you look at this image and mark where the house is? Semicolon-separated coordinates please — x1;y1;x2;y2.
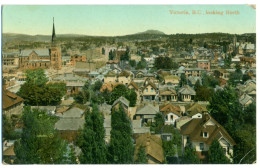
185;103;208;118
164;75;180;86
180;113;236;163
239;93;254;107
159;89;178;102
187;76;202;86
197;60;210;71
66;82;85;94
135;104;159;123
70;54;86;66
134;133;164;164
142;81;158;101
100;82;122;93
2;86;24;119
112;96;130;114
132;119;150;134
118;70;132;85
236;80;256;99
184;68;206;78
104;70;117;84
3;140;16;164
159;103;181;125
54;107;85;142
178;85;196;102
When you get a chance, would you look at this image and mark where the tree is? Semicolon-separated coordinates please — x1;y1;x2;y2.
201;72;219;88
208;140;230;164
120;47;130;61
182;143;199;164
79;105;107;164
154;56;173;70
228;63;243;87
194;86;214;101
109;85;137;107
92;80;103;92
129;60;136;67
25;69;48;86
108;105;134;163
179;74;187;87
135;145;147;164
150;113;164;134
14;107;68;164
2;114;21;140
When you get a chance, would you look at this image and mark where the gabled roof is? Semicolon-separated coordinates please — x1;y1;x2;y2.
2;89;24;110
54;118;85;131
159;103;181;116
20;49;50;57
136;104;159;115
118;70;131;77
185;103;208;117
128;81;139;90
239;94;253;106
178;85;196;95
112;96;129;107
143;81;157;91
61;107;84;118
104;70;117;77
159;89;177;96
135;133;164;163
180;114;236;146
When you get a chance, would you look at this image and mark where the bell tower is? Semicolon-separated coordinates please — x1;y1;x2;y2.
50;17;62;70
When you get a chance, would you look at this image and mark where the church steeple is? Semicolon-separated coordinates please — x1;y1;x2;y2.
52;17;56;43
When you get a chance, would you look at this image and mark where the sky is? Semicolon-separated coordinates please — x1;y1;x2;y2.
1;5;256;36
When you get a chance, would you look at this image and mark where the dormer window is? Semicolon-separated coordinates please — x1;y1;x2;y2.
203;132;208;138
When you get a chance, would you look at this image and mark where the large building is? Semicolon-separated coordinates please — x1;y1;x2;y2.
19;18;62;70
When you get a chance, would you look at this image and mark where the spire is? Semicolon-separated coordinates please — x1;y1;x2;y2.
52;17;56;43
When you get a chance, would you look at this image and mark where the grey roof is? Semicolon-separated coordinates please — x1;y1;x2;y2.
133;127;150;134
104;115;111;128
61;107;84;118
132;120;142;129
20;49;50;57
239;94;253;106
178;85;196;95
53;73;89;82
31;106;56;113
136;104;159;115
66;82;85;87
98;103;112;115
54;118;84;131
188;76;201;85
112;96;129;107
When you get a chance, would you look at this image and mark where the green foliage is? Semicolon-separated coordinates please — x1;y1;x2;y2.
135;145;147;164
194;86;214;101
136;58;147;70
25;69;48;86
150;113;164;133
120;47;130;61
179;73;187;87
79;105;107;164
129;60;136;67
208;140;230;164
154;56;173;70
109;50;116;60
182;143;199;164
108;105;134;164
14;107;68;164
108;85;137;107
18;70;65;106
201;72;219;88
93;80;103;91
228;64;243;87
2;114;21;140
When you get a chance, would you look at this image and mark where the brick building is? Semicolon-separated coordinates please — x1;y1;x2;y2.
19;18;62;70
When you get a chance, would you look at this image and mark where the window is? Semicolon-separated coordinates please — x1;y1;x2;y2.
223;148;226;155
151;88;154;92
199;143;204;151
171;115;173;121
203;132;208;138
145;88;148;92
165;115;168;121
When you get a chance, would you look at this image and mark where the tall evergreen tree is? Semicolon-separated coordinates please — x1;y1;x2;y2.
14;107;68;164
208;140;230;164
135;145;147;164
108;105;134;164
79;105;107;164
182;143;200;164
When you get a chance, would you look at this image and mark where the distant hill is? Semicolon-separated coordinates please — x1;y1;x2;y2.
135;30;166;35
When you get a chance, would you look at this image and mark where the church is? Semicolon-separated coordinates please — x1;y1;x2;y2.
19;18;62;70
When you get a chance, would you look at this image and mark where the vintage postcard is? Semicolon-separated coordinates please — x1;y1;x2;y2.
1;2;257;166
